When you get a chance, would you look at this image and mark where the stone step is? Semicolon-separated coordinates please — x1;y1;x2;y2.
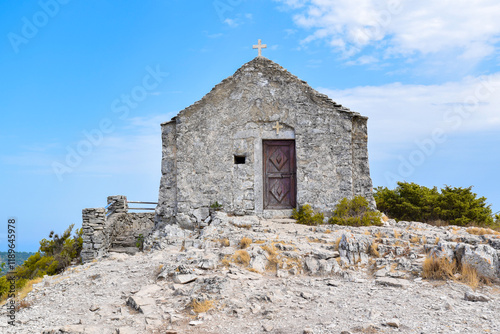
113;234;138;241
111;240;137;248
108;247;139;255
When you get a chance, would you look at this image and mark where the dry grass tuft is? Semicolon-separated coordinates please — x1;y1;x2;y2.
254;240;266;244
190;299;215;313
219;238;230;247
422;256;456;280
16;299;32;311
393;230;401;239
369;242;380;257
335;237;342;251
154;264;164;277
239;237;252;249
459;263;480;289
364;230;371;235
467;227;500;236
16;277;43;302
221;256;231;268
262;244;278;257
410;235;420;244
324;229;332;234
261;244;280;271
306;237;325;243
427;219;449;227
422;256;483;289
232;250;250;267
89;274;101;280
247;268;261;274
434;237;440;244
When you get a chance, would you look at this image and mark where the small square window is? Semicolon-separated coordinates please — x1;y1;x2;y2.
234;155;246;164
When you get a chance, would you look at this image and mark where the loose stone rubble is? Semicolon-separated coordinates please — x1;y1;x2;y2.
2;214;500;333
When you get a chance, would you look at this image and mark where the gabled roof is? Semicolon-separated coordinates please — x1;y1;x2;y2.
162;56;362;125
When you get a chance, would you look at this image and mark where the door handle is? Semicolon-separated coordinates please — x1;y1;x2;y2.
281;173;294;178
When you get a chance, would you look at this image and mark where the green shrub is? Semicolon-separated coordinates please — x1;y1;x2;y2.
0;276;9;298
292;204;325;225
210;201;223;211
0;224;83;301
136;234;144;251
328;196;382;226
374;182;494;226
374;182;439;222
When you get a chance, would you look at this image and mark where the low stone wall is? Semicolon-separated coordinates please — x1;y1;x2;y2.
108;212;155;241
81;196;155;263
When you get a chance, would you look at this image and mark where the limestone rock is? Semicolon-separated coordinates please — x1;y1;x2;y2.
375;277;410;289
189;320;204;326
456;244;499;280
173;274;198;284
126;296;156;313
338;233;371;265
464;291;490;302
263;324;274;332
304;257;319;275
386;319;400;328
176;213;195;230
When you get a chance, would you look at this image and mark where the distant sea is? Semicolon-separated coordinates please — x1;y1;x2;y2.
0;251;36;276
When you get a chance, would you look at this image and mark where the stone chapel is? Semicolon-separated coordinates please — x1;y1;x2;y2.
155;53;375;228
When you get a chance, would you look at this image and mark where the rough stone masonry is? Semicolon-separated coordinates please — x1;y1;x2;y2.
156;56;375;228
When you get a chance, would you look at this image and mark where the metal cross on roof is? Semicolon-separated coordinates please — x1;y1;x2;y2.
253;39;267;57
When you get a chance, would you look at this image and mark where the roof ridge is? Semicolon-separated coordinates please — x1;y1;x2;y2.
162;57;359;125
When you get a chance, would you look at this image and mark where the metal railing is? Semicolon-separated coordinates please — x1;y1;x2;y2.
105;200;158;217
127;201;158;211
105;201;115;217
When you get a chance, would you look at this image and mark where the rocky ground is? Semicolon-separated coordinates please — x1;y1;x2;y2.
2;213;500;334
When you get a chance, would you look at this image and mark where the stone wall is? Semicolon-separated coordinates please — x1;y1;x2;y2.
156;57;375;226
156;121;177;227
108;212;155;240
81;208;111;263
81;196;155;263
351;116;376;209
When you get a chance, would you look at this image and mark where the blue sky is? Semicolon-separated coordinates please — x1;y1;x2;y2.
1;0;499;251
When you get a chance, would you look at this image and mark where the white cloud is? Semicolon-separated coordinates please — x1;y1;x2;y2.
224;18;239;27
277;0;500;64
319;72;500;147
222;12;254;28
345;55;379;66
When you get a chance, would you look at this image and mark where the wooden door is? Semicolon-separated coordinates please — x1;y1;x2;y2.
263;140;296;209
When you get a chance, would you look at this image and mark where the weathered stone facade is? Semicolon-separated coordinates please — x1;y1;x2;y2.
156;57;374;227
